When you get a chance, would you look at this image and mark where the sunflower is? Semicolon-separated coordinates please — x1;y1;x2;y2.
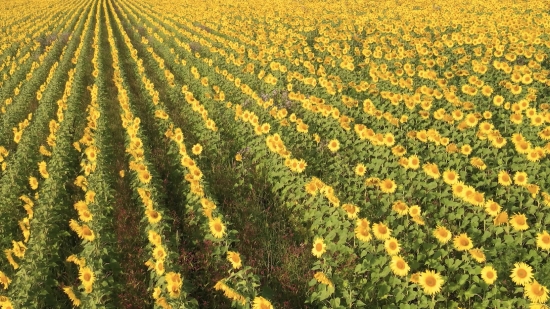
498;171;512;186
252;296;274;309
165;272;183;298
155;260;165;275
354;219;372;242
148;230;162;247
391;145;407;157
385;237;400;256
509;213;528;231
418;270;444;295
422;163;440;179
443;170;459;185
410;272;421;284
153;245;167;261
138;170;152;184
379;179;397;194
510;262;534;286
313;272;334;287
0;271;11;290
390;255;410;277
453;233;473;251
62;286;81;307
407;155;420;169
452;182;466;198
537;231;550;251
514;171;528;186
460;144;472;155
191;144;203;155
524;280;549;304
354;164;366;176
372;222;392;240
481;266;498;285
209;217;226;239
29;176;39;190
38;161;49;178
408;205;421;217
433;226;452;244
145;209;162;224
484;200;501;217
342;204;359;219
311;238;326;258
468;248;486;263
470;157;486;170
327;139;340;152
392;200;409;216
79;267;95;290
227;251;242;269
494;211;509;226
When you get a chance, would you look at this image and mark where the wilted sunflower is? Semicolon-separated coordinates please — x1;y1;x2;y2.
418;270;444;295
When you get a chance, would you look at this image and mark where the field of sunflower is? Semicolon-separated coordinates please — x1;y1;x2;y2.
1;0;550;308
